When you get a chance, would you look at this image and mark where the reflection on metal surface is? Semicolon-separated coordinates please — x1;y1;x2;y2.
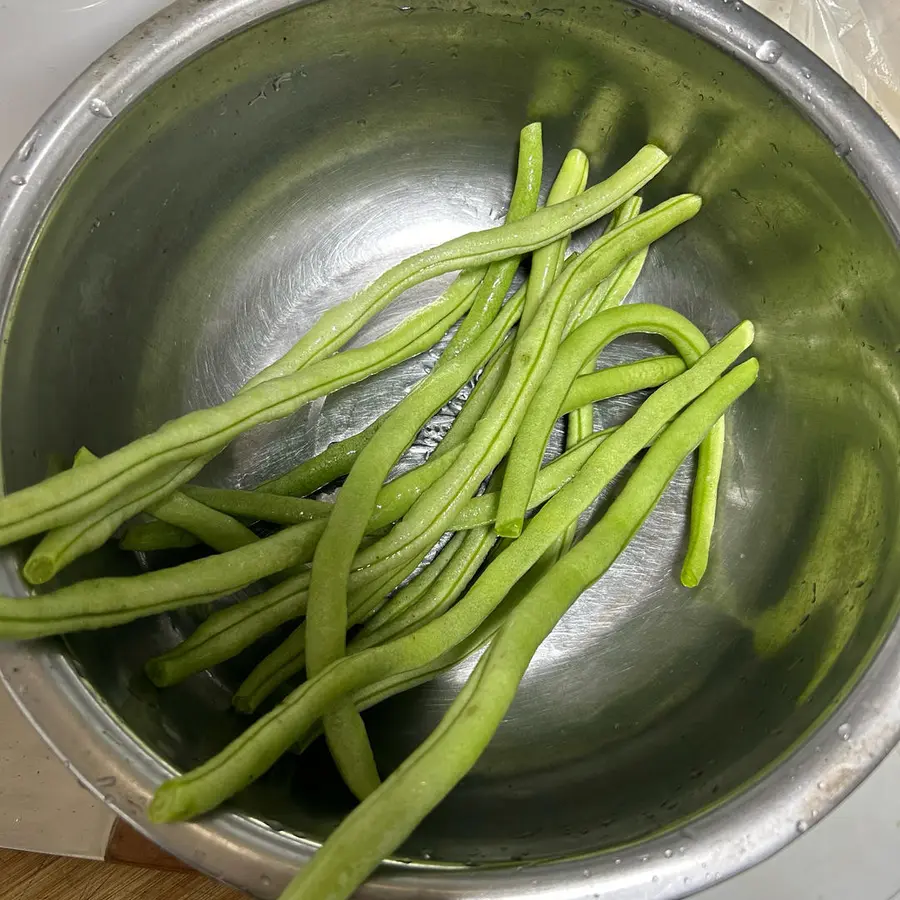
0;1;898;899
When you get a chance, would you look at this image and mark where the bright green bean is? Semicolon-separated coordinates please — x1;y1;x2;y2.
0;521;325;640
521;149;589;328
146;328;750;824
281;359;760;900
0;145;669;548
223;431;613;708
306;273;529;799
440;123;542;360
496;305;737;538
23;451;259;585
123;355;679;552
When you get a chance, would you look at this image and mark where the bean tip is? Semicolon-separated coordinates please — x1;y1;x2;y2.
494;519;522;539
22;555;53;586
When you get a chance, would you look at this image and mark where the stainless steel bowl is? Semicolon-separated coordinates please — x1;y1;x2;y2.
1;1;899;897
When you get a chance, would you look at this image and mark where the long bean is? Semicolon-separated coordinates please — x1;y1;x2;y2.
566;196;646;332
496;306;741;539
146;331;751;824
306;268;531;798
0;522;326;640
521;149;588;328
0;145;669;548
121;341;519;552
23;450;258;585
440;122;542;360
9;274;481;575
280;360;759;900
231;124;540;509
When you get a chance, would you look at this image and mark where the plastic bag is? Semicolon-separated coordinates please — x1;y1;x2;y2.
749;0;900;133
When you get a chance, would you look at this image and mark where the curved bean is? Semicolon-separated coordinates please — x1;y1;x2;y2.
23;451;258;585
6;275;480;571
0;521;325;640
496;305;735;538
280;359;760;900
146;328;751;824
306;274;528;798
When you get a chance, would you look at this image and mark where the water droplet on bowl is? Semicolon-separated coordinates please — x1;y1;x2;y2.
838;722;852;740
801;67;811;78
17;135;37;162
614;858;622;865
796;819;809;833
88;98;114;118
755;40;782;63
260;875;272;888
834;143;851;159
652;875;660;883
9;174;26;186
583;868;591;878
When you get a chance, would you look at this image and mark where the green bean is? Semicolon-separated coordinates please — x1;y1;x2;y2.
359;532;468;636
229;548;431;714
554;197;648;558
146;328;750;824
0;146;669;548
144;541;422;688
281;360;760;900
306;272;529;799
23;451;259;585
290;613;502;754
121;341;518;552
431;340;513;459
496;306;739;538
521;149;589;328
242;121;539;506
0;521;326;640
352;524;497;650
332;196;702;593
440;123;542;360
567;196;645;332
120;521;199;552
561;355;686;411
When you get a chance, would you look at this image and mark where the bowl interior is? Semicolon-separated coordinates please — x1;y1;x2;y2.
3;0;900;867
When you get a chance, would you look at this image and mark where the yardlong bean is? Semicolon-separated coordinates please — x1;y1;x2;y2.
280;359;760;900
521;149;588;328
306;267;531;798
0;522;326;640
23;451;259;585
440;122;542;360
0;145;669;547
496;305;737;539
142;426;614;687
146;328;750;824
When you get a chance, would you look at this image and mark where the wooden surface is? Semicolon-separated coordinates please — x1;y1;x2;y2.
0;848;248;900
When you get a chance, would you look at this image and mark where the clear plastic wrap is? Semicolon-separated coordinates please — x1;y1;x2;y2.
750;0;900;133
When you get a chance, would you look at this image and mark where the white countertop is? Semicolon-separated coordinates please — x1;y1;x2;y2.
1;2;899;897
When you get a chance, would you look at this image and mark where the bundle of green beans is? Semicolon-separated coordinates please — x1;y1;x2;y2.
0;123;760;900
